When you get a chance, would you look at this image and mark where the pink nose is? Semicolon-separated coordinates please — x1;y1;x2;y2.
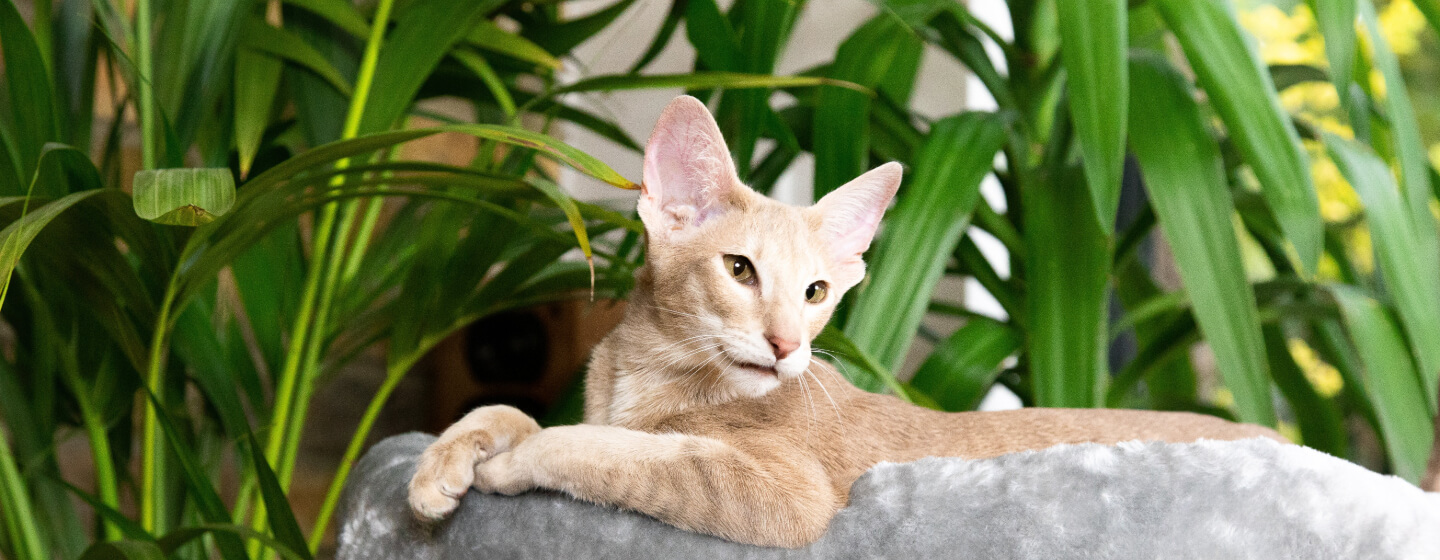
767;335;800;360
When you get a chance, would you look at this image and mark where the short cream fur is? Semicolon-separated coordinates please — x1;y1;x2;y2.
408;96;1289;548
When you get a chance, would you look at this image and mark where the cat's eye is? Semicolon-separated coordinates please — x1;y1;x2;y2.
724;255;756;285
805;281;828;303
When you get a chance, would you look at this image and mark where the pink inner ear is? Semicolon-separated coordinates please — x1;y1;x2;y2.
640;96;739;235
816;162;903;264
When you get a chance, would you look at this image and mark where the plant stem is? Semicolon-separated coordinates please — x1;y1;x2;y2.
54;342;122;542
135;0;157;170
77;395;122;542
276;200;360;483
249;0;396;548
306;354;417;553
0;430;49;560
139;282;176;535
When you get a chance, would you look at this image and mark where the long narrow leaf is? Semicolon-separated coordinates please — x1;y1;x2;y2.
1326;134;1440;413
1057;0;1127;232
1154;0;1322;275
234;47;283;178
844;113;1005;373
1128;55;1275;425
467;19;561;70
1025;165;1111;408
355;0;500;134
812;16;922;197
241;20;354;96
1315;0;1356;105
1262;326;1347;456
0;0;60;181
245;434;313;560
910;317;1021;411
141;391;248;560
1331;287;1434;483
813;324;908;399
546;72;866;98
282;0;369;39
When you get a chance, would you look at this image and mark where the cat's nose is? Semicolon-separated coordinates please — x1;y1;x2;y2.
767;334;800;360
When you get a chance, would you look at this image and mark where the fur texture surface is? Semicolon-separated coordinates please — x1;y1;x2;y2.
343;433;1440;559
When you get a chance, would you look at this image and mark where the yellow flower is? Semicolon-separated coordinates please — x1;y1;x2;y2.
1313;116;1354;139
1347;226;1375;274
1310;151;1361;223
1318;253;1344;280
1380;0;1427;56
1287;338;1345;398
1278;422;1303;445
1213;387;1235;410
1280;82;1341;113
1242;4;1328;66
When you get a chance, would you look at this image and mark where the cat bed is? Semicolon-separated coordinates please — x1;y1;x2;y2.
336;432;1440;559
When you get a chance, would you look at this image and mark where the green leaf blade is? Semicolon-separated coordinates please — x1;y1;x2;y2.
1025;166;1111;409
1057;0;1127;233
1154;0;1322;276
1330;287;1435;483
910;317;1021;412
1326;134;1440;414
132;168;237;226
813;16;923;197
1128;55;1275;426
1314;0;1356;103
844;112;1006;374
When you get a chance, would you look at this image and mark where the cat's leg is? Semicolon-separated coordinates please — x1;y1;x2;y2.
471;424;839;548
408;405;541;520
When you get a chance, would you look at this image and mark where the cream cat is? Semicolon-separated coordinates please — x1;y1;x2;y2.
408;95;1288;548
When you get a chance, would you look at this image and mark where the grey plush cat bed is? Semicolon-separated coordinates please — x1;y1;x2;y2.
336;433;1440;559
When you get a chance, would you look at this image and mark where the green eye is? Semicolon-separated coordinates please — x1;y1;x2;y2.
805;281;828;303
724;255;756;284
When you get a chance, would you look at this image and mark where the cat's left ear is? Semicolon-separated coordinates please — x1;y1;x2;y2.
640;96;743;241
813;162;902;269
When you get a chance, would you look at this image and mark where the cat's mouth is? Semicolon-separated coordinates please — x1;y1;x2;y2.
732;361;778;376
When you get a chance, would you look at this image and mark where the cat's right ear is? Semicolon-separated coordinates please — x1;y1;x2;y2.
640;96;741;240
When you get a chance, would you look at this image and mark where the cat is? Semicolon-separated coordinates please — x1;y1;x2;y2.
407;95;1290;548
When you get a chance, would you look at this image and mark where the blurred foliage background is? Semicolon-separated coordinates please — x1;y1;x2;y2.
0;0;1437;558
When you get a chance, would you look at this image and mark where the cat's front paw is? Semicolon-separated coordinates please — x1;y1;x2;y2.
407;405;541;522
408;442;485;521
472;450;535;495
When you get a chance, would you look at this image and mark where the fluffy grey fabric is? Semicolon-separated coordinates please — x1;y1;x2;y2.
336;433;1440;559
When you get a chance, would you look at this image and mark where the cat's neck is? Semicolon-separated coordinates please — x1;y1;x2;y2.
585;270;770;427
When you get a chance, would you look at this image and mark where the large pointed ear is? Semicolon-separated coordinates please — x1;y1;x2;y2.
812;162;902;271
640;96;742;240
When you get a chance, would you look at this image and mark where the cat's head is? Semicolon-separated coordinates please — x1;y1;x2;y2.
634;95;900;396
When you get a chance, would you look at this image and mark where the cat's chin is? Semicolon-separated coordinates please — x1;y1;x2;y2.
725;366;783;398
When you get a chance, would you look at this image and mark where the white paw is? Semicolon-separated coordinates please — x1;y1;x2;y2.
473;451;533;496
408;441;491;521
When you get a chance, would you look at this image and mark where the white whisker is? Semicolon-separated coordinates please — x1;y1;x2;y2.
796;364;817;432
806;358;843;422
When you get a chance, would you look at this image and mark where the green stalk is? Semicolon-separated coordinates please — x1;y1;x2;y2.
135;0;165;528
135;0;157;170
339;196;385;285
139;282;176;534
306;354;418;553
276;200;360;484
76;393;122;541
0;430;49;560
249;0;396;548
33;0;52;70
55;347;122;542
